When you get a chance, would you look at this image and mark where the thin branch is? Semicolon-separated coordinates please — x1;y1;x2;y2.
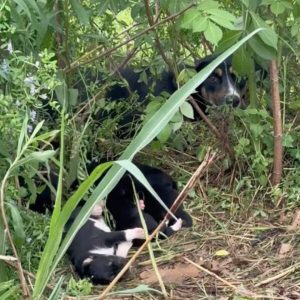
99;149;218;299
184;257;237;290
143;0;174;73
189;97;235;160
65;3;195;73
269;60;283;186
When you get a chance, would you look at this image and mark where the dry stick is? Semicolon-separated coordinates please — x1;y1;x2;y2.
143;0;174;73
0;178;30;298
269;60;283;186
64;3;195;73
255;261;300;287
184;257;237;290
189;97;235;160
99;149;218;299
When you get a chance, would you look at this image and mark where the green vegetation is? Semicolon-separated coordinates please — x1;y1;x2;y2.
0;0;300;299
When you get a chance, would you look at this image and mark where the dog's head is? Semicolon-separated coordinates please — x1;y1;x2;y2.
194;56;245;108
82;255;126;285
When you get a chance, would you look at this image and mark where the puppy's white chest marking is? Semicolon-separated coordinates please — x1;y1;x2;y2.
89;217;111;232
89;247;114;256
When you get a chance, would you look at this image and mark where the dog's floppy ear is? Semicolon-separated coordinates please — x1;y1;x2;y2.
80;256;93;277
194;59;209;72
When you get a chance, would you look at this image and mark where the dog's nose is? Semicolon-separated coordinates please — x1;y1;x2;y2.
225;94;240;107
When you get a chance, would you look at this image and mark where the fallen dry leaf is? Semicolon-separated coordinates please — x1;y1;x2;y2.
214;249;230;257
277;243;293;259
139;263;200;284
288;210;300;231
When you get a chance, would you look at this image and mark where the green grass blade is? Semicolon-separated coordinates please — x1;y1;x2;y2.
16;114;28;157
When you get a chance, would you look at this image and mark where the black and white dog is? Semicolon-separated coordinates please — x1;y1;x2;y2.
66;203;145;284
66;200;182;284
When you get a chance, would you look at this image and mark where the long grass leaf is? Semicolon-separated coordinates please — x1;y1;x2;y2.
16;114;28;157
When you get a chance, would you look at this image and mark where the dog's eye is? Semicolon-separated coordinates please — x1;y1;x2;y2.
208;75;219;83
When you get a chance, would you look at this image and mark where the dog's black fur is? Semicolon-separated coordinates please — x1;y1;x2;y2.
105;56;245;116
66;204;145;284
105;163;192;237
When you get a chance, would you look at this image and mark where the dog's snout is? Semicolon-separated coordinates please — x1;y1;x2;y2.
225;94;240;107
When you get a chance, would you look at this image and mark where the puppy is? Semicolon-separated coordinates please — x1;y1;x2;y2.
66;203;145;284
106;163;190;239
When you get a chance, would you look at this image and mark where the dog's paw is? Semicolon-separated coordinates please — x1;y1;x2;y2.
125;227;145;241
170;218;182;232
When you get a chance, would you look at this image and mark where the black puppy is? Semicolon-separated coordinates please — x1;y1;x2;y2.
66;203;145;284
106;163;192;238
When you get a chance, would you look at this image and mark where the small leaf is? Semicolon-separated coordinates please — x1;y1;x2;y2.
69;0;90;25
192;18;208;33
204;21;223;45
250;12;278;49
214;249;230;257
157;124;172;143
180;101;194;119
270;2;286;15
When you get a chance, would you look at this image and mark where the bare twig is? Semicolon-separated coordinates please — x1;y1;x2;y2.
269;60;283;186
184;257;237;290
189;97;235;159
255;261;300;287
112;47;138;75
143;0;174;73
65;3;195;73
99;149;218;299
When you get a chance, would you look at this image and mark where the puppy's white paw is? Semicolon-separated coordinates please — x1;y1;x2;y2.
170;218;182;232
125;227;145;241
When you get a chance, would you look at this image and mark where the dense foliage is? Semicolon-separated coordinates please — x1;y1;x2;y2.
0;0;300;298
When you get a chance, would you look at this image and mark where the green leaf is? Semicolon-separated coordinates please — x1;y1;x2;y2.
192;18;208;33
249;12;278;49
180;101;194;119
207;9;236;30
180;9;201;29
157;124;172;143
68;88;79;107
48;276;64;300
198;0;220;10
248;35;277;60
11;150;56;172
270;2;286;15
6;203;25;248
216;30;242;53
69;0;90;25
17;114;28;157
204;21;223;45
232;46;252;76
